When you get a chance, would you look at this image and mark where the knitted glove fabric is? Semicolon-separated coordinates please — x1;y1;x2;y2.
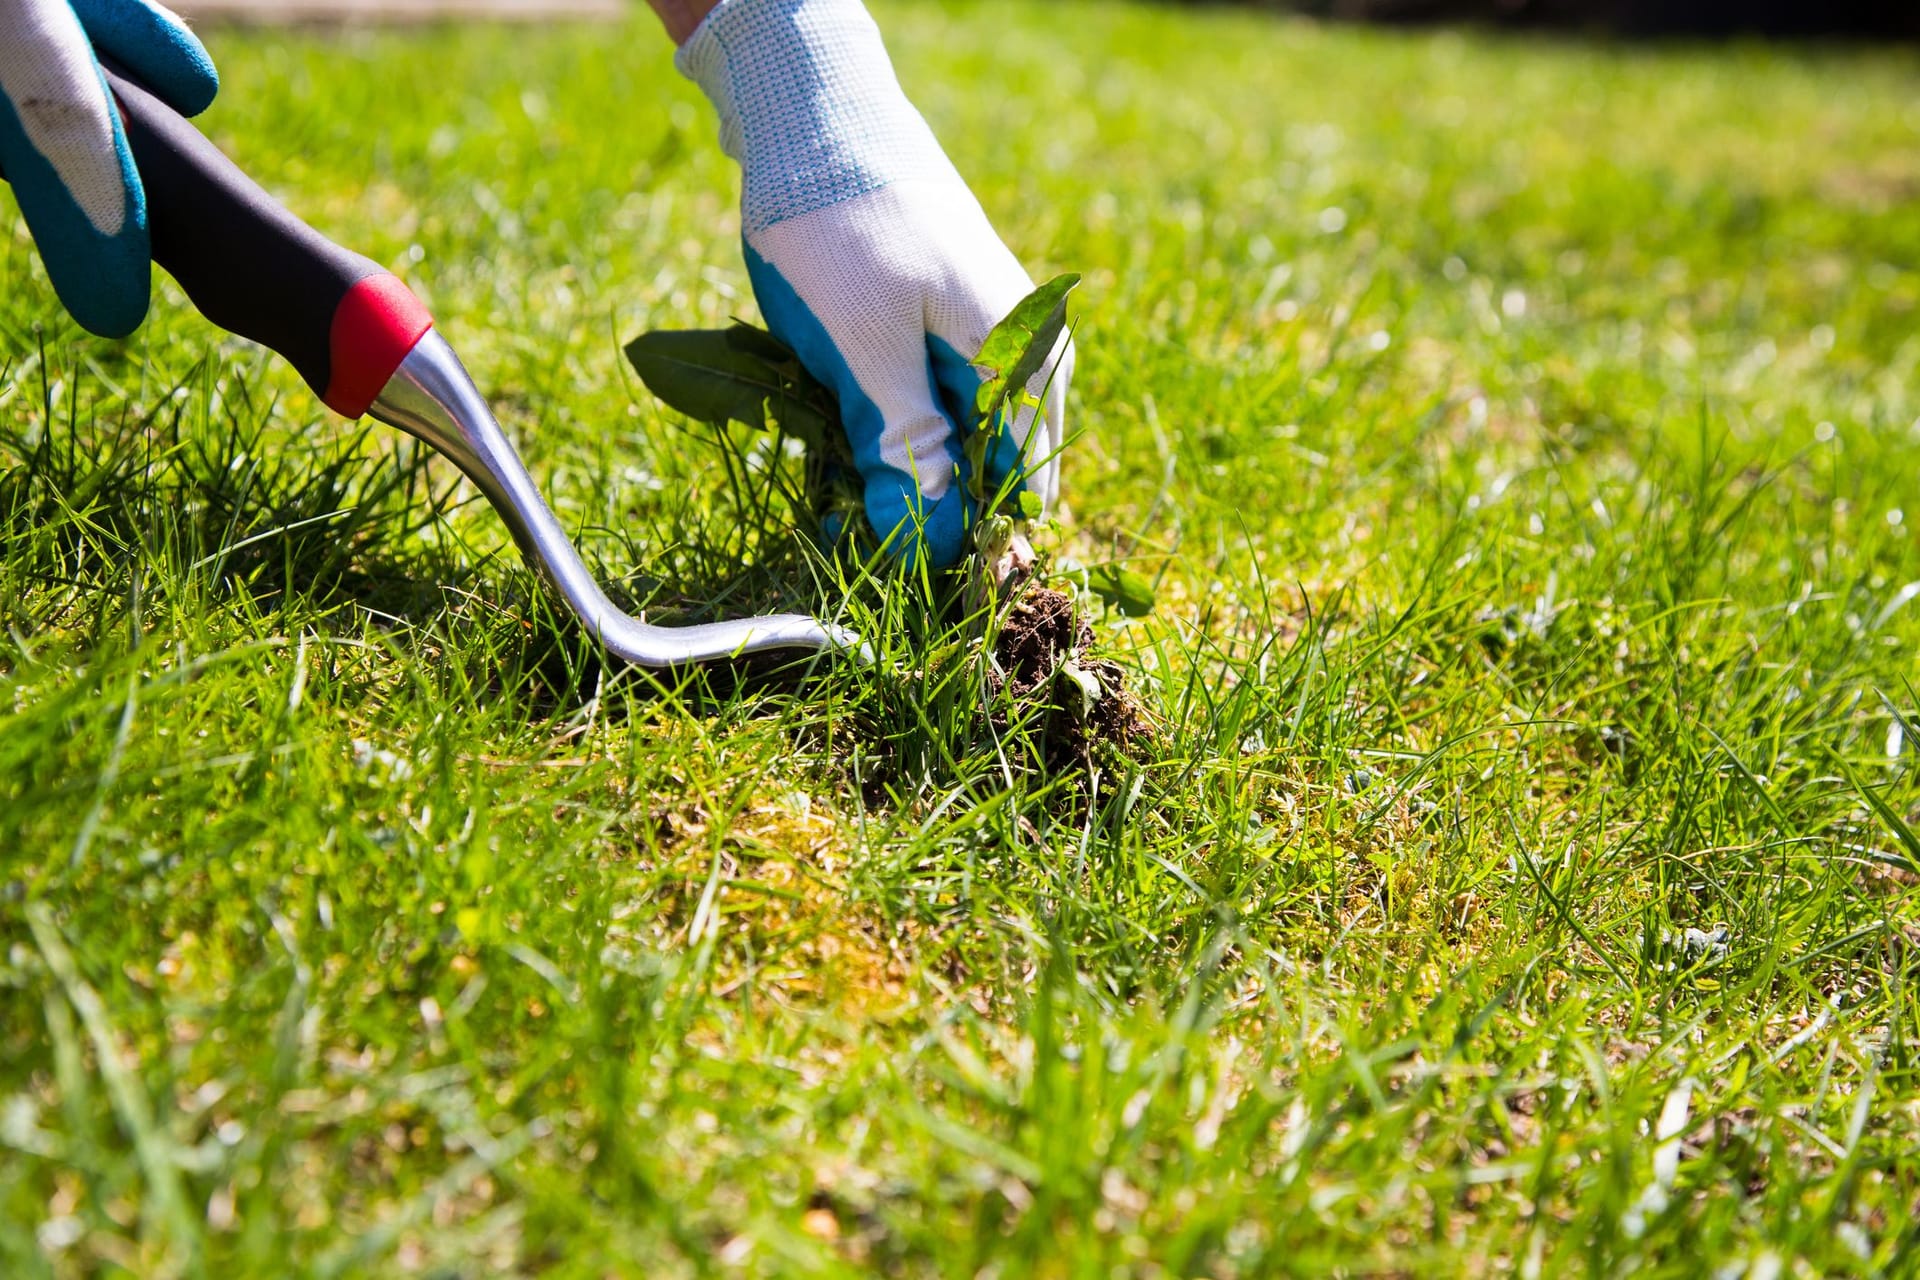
678;0;1072;569
0;0;218;336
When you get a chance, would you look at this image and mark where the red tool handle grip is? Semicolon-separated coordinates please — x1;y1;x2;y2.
105;65;433;418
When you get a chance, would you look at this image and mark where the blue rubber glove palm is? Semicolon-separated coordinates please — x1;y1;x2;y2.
677;0;1072;569
0;0;218;337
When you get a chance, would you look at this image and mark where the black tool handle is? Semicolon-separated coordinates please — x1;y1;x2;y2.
105;65;433;418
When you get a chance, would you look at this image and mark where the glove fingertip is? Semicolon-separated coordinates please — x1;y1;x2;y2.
55;233;151;338
56;208;151;337
73;0;220;117
71;281;151;340
134;46;219;119
168;54;219;118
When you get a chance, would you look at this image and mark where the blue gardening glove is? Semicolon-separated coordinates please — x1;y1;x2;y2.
0;0;218;337
677;0;1073;569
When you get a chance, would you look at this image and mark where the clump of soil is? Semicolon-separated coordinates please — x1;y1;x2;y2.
988;584;1150;776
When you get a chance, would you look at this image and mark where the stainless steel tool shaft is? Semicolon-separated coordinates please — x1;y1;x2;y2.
372;333;864;666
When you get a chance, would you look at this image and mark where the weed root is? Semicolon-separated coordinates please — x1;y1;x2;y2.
990;584;1150;778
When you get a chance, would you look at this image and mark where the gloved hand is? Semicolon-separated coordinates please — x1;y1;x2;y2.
0;0;218;337
677;0;1072;569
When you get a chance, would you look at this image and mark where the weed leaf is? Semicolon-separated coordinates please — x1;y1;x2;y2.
1085;563;1157;617
722;322;804;366
624;327;778;427
972;273;1080;428
624;324;846;462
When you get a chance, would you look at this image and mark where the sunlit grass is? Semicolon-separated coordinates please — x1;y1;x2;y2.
3;2;1919;1274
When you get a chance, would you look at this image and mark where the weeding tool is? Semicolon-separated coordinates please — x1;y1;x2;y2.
93;66;862;669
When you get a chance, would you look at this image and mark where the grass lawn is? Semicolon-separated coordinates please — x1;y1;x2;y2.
6;1;1920;1273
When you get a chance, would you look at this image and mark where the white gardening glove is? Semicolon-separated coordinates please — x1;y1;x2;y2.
0;0;219;337
677;0;1072;569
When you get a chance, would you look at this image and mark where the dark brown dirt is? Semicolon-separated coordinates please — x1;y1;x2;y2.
996;586;1089;696
989;585;1150;777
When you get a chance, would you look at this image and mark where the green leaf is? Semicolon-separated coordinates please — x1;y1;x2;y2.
1016;491;1045;521
624;328;775;427
1085;564;1157;617
972;273;1080;429
1058;660;1104;720
723;321;803;366
623;325;844;461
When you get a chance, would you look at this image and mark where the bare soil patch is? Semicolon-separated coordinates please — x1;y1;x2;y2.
990;585;1150;778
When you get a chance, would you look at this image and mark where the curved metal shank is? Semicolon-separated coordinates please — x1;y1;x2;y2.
370;331;863;668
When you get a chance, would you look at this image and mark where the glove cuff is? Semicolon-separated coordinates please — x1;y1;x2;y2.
676;0;955;236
